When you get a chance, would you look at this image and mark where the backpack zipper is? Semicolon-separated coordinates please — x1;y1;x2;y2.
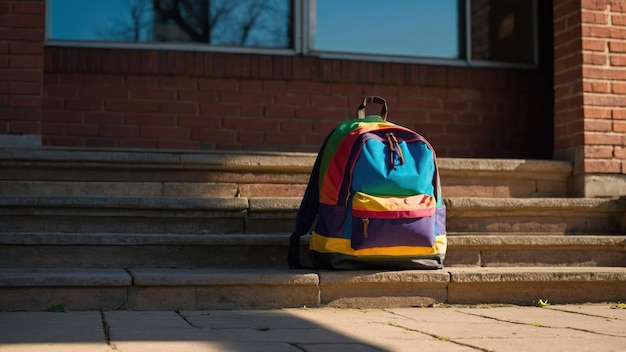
362;217;369;238
385;132;405;169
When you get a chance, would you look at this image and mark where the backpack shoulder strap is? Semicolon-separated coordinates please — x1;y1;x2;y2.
288;133;330;268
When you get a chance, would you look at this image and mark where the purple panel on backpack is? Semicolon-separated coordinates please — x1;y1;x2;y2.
314;203;347;238
350;216;436;250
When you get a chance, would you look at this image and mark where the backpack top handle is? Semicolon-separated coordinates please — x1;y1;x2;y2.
357;96;388;120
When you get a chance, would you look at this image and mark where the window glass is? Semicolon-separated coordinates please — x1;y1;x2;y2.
48;0;292;48
311;0;461;59
47;0;537;67
471;0;535;64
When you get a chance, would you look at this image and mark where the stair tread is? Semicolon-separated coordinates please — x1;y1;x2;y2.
0;268;131;286
2;266;625;287
0;149;571;173
1;196;624;213
1;232;625;246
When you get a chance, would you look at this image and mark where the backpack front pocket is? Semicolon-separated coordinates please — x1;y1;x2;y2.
350;192;437;250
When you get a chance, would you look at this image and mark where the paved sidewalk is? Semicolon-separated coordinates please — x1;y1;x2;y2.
0;304;624;352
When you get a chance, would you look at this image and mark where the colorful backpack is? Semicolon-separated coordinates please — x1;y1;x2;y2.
288;96;446;270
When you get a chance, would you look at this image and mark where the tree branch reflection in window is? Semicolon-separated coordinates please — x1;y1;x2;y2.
49;0;292;48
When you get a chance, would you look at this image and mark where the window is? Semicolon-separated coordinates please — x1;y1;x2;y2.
309;0;461;60
46;0;537;67
47;0;293;49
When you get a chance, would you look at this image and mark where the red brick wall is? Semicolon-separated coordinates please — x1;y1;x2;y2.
0;0;44;136
43;47;553;158
554;0;626;174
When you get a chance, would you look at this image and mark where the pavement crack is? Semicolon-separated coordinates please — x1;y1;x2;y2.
99;309;121;351
381;310;492;352
547;306;619;320
455;310;543;327
175;310;200;328
456;309;624;338
288;343;307;351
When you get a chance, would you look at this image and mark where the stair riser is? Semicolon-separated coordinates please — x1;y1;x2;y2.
447;248;626;267
1;268;624;311
2;244;623;269
0;213;254;234
441;178;567;198
447;215;625;234
0;245;295;269
447;281;626;305
2;210;623;234
0;181;308;198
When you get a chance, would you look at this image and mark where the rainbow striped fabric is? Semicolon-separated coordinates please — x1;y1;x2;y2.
291;99;446;270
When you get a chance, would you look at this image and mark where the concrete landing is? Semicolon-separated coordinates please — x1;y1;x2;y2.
0;304;624;351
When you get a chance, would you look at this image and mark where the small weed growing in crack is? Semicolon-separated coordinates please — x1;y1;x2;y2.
612;302;626;309
528;321;545;327
46;304;66;312
534;299;550;308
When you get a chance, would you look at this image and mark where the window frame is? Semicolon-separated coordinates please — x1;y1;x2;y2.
44;0;538;69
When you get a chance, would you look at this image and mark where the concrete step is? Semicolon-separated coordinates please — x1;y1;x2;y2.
445;197;626;233
0;149;572;198
0;196;298;234
1;196;624;234
1;267;624;311
1;232;624;269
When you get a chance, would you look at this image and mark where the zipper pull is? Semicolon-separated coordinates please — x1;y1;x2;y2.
390;133;405;165
386;133;396;169
362;218;369;238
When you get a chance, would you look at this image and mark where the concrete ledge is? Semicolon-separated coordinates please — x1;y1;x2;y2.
448;266;626;282
3;232;624;247
0;148;317;172
0;196;252;234
130;268;319;286
2;233;624;269
445;197;624;211
248;197;302;211
447;234;626;248
1;267;625;310
440;159;571;197
447;267;626;305
318;270;450;309
0;268;130;311
0;268;131;286
0;148;573;198
3;195;624;234
1;149;571;174
445;235;626;267
0;232;292;246
445;197;626;233
127;268;320;310
0;196;249;210
439;158;572;173
0;180;240;197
